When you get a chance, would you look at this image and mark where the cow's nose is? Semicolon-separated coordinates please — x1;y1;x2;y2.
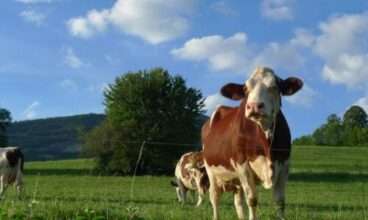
246;102;265;113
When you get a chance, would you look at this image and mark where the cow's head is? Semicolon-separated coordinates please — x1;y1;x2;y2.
221;67;303;138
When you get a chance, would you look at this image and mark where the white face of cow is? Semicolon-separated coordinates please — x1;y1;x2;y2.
220;66;303;138
245;68;281;133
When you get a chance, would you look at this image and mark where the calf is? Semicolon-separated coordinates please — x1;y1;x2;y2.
171;151;209;206
203;67;302;220
0;147;24;198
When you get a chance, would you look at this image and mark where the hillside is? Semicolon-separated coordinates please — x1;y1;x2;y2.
6;113;208;161
7;114;105;161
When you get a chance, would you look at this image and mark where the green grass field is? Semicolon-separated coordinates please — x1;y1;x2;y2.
0;146;367;220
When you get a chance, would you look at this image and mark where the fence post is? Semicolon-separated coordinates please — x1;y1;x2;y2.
129;141;146;200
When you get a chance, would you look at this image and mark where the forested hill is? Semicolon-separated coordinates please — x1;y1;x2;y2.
7;114;105;161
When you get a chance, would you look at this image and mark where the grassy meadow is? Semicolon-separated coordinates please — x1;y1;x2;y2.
0;146;367;220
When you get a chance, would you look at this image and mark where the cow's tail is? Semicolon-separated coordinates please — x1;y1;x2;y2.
170;179;179;187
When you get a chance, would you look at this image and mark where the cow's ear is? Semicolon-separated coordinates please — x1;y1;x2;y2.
220;83;245;100
280;77;303;96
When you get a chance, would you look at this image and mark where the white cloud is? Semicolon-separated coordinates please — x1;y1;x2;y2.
67;0;194;44
20;10;46;26
210;1;238;17
23;101;40;120
285;84;317;107
354;96;368;113
64;47;85;69
312;13;368;88
261;0;294;21
204;93;235;115
67;9;110;39
60;79;78;91
321;54;368;87
172;33;250;73
16;0;55;3
172;31;308;74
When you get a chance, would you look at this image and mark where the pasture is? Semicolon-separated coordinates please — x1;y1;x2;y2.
0;146;367;220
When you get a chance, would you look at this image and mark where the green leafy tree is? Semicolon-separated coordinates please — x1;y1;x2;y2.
343;105;367;128
0;108;12;147
311;114;343;146
342;106;368;145
293;135;314;145
83;68;205;174
299;108;368;146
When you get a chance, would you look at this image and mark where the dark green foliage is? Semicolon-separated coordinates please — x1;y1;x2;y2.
83;68;205;175
294;107;368;146
8;114;105;160
343;105;367;128
0;108;12;147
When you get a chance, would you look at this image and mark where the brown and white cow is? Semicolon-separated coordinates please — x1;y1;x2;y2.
202;67;302;220
171;151;209;206
0;147;24;199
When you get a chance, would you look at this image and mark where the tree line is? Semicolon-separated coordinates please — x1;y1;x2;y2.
293;105;368;146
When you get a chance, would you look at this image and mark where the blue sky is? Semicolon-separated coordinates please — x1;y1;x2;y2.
1;0;368;139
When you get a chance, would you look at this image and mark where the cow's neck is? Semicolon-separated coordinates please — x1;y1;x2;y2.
260;112;278;145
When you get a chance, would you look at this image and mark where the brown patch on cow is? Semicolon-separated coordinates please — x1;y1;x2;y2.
180;152;204;180
202;101;270;170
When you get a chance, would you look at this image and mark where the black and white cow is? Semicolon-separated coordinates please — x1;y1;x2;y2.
0;147;24;198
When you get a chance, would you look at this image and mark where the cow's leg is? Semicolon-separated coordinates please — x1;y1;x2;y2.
196;186;205;207
209;180;220;220
234;188;245;220
177;180;188;204
0;176;8;199
175;187;181;202
194;176;205;207
273;160;289;220
239;166;258;220
15;172;24;199
245;183;258;220
206;169;221;220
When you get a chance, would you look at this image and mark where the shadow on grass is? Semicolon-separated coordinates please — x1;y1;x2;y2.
289;172;368;183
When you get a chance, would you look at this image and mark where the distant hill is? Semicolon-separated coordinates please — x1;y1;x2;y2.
7;113;209;161
8;114;105;161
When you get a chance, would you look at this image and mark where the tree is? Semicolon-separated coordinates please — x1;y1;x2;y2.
293;135;314;145
295;107;368;146
343;105;368;128
83;68;205;174
0;108;12;147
